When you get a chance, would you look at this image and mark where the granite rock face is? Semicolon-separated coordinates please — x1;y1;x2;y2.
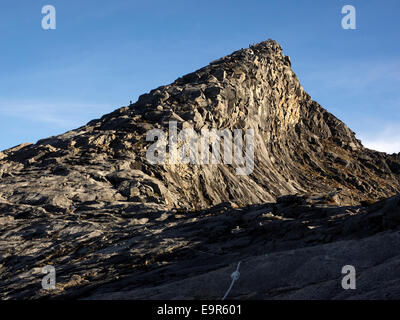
1;193;400;299
1;40;399;210
1;39;400;299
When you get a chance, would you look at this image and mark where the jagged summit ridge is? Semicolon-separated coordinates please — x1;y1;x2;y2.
133;39;303;132
1;39;400;212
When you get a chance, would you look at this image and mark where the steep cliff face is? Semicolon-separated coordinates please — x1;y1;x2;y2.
1;40;399;213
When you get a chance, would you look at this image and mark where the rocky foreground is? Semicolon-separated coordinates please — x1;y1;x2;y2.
1;40;400;299
1;193;400;299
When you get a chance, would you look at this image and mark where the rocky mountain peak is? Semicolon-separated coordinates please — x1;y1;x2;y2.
1;39;400;300
1;39;400;212
132;39;301;133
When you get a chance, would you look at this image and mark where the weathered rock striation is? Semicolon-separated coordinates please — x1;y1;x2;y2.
1;40;399;211
1;39;400;299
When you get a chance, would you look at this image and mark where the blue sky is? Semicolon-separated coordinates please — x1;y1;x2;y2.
0;0;399;153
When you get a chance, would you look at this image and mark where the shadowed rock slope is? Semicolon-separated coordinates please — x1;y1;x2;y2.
1;39;400;299
1;193;400;299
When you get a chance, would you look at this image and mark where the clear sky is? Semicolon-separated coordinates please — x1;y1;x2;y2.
0;0;399;153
